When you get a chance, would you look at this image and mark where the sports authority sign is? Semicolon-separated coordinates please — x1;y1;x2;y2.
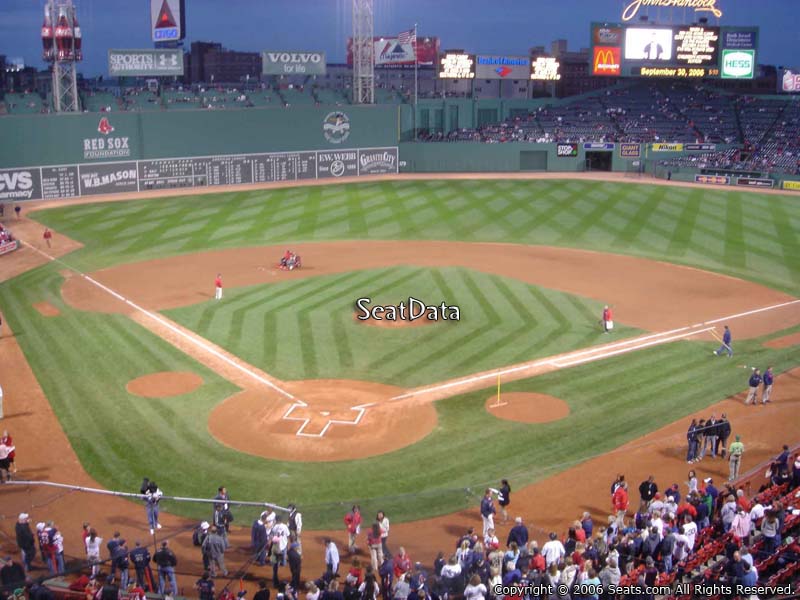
475;55;530;80
150;0;184;42
262;51;326;76
108;49;183;77
83;118;131;161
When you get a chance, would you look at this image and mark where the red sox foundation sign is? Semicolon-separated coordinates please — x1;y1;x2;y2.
83;118;131;160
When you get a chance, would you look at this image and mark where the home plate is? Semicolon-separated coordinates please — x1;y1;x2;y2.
320;411;330;416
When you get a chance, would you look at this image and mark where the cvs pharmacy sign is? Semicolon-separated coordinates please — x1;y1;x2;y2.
0;169;38;200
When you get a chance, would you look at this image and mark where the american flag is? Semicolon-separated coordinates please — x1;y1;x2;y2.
398;28;416;45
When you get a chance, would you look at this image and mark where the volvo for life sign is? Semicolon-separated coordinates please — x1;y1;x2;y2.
262;51;327;76
109;49;184;77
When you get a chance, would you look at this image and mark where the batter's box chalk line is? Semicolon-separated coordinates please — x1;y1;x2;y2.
281;401;376;438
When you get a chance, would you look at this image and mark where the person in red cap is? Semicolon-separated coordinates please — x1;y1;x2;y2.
43;228;53;248
214;274;223;301
602;305;613;333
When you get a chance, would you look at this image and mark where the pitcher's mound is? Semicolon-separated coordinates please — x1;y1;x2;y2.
127;371;203;398
486;392;570;424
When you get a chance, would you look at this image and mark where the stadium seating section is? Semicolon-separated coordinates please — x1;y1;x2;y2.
2;81;799;174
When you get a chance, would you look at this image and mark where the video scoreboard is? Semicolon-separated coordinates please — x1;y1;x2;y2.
590;23;758;79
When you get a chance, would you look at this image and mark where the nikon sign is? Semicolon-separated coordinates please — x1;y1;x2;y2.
262;51;326;76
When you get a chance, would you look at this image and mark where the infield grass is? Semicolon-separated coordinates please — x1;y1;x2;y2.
0;178;798;527
164;266;639;387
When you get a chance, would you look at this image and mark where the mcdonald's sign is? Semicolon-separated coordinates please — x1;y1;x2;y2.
593;46;621;76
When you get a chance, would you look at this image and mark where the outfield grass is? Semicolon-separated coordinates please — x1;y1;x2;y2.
33;180;800;295
164;266;639;387
0;179;798;528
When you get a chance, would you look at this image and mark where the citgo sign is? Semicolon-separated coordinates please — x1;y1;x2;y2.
721;49;754;79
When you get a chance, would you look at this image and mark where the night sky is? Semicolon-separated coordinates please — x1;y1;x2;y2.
1;0;798;77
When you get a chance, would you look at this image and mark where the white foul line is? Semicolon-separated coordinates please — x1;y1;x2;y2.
389;326;711;401
704;299;800;325
23;241;298;402
551;327;714;368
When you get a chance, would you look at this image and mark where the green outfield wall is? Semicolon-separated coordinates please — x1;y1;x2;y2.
0;105;398;169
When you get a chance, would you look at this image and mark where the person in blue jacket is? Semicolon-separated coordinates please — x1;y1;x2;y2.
745;368;761;405
761;366;774;403
713;325;733;357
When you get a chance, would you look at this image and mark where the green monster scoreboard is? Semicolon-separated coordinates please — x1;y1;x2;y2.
590;23;758;79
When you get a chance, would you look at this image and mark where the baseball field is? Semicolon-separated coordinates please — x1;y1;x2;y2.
1;174;800;540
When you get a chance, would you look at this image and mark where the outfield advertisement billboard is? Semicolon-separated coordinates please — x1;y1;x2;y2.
150;0;185;42
695;174;730;185
262;51;326;76
2;147;398;201
779;68;800;93
590;23;757;79
556;143;579;158
346;37;440;67
108;49;184;77
438;53;475;79
475;55;530;80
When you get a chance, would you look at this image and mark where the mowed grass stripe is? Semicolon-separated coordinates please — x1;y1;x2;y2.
167;267;638;388
5;179;800;528
30;180;800;295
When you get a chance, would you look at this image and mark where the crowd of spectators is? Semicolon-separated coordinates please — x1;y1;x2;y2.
0;224;15;246
3;440;800;600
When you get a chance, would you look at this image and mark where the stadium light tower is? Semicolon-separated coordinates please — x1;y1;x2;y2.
42;0;82;112
352;0;375;104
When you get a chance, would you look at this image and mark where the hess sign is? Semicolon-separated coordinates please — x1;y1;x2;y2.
530;57;561;81
438;53;475;79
